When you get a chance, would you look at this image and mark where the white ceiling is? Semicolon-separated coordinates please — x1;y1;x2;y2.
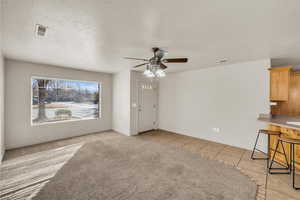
2;0;300;73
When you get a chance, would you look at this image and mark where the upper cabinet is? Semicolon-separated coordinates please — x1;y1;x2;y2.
269;66;293;101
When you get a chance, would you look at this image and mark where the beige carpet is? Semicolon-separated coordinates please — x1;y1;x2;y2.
0;143;83;200
33;137;257;200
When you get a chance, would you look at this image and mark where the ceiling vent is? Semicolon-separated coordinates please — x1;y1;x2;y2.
35;24;48;37
216;58;228;64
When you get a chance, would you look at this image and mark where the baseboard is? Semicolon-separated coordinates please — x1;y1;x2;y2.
112;129;131;136
137;129;156;134
6;129;114;151
158;128;249;151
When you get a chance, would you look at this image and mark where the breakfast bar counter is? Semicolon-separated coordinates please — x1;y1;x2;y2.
258;114;300;131
257;114;300;170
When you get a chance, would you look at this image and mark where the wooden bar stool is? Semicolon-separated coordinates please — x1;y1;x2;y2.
269;137;300;190
251;129;281;169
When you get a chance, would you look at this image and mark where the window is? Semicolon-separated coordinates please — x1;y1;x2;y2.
32;77;100;125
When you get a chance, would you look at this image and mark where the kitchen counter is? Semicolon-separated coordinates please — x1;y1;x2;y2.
258;114;300;170
258;114;300;131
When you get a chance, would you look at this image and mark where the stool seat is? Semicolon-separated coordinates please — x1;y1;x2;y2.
259;129;281;135
279;137;300;144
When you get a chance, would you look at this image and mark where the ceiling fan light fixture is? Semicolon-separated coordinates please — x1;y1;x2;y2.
143;65;154;77
143;69;151;76
125;47;188;79
155;69;166;77
146;71;155;78
143;65;166;78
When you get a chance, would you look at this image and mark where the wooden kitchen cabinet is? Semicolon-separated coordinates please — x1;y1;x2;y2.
274;72;300;116
269;66;292;101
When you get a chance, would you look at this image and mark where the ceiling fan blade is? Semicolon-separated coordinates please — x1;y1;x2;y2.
133;63;149;68
160;63;168;69
124;57;149;61
163;58;188;63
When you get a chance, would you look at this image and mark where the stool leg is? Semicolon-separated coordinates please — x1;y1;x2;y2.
269;140;279;173
269;140;290;174
292;144;299;190
251;132;268;160
290;143;293;174
267;134;270;171
280;140;290;169
251;132;260;160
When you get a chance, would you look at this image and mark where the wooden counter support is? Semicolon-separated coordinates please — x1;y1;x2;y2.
268;124;300;170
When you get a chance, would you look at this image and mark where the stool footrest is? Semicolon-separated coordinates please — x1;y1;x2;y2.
255;149;267;155
252;157;268;160
251;148;268;160
269;172;290;174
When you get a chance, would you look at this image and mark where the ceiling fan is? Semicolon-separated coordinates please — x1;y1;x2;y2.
124;47;188;78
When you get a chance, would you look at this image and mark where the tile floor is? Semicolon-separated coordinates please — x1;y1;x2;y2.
3;130;300;200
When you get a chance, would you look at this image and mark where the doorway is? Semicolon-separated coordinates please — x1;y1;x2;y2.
137;80;158;133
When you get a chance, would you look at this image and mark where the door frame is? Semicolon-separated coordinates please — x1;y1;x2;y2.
137;79;158;133
130;71;159;135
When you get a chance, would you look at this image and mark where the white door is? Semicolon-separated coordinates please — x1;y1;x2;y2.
138;81;157;133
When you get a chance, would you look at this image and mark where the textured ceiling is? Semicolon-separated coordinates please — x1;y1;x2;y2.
2;0;300;73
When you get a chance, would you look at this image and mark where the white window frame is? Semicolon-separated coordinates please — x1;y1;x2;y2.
31;76;102;126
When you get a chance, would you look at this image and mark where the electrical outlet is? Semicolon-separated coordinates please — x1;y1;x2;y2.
212;128;220;133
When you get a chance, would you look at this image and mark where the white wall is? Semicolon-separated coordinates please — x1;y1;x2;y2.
0;55;3;161
130;71;139;135
159;59;270;150
112;69;131;135
0;0;5;161
5;59;112;149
